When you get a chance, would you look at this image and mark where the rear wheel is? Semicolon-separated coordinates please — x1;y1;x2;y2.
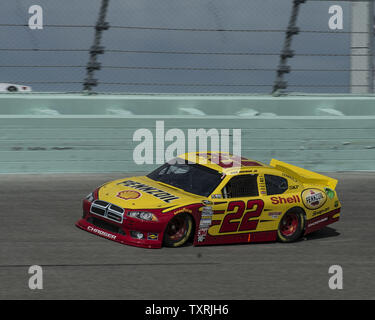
163;213;193;247
277;211;304;243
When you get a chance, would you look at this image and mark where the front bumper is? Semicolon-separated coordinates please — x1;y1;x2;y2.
76;199;166;249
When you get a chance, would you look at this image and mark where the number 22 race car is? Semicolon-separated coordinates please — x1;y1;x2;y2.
76;152;341;248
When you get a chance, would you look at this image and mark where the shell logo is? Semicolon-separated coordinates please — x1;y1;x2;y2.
301;189;327;210
116;190;141;200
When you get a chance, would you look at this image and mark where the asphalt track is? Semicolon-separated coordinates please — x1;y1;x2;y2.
0;172;374;300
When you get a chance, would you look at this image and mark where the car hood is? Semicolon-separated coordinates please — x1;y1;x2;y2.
98;175;204;210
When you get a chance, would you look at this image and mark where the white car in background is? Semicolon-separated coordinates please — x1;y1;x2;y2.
0;83;32;92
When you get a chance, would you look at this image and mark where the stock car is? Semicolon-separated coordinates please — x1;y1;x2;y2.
76;152;341;248
0;83;32;92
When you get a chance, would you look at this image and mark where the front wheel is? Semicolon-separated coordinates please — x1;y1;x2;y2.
163;213;193;247
277;211;304;243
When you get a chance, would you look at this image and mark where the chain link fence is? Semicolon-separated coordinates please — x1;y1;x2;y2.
0;0;373;93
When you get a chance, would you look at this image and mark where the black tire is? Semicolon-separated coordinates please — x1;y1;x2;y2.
277;210;304;243
163;213;193;247
7;86;18;92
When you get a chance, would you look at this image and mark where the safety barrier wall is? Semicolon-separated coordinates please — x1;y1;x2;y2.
0;93;374;173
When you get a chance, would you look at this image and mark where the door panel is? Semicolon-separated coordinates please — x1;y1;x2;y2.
208;198;265;236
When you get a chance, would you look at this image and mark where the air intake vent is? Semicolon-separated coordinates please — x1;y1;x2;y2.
90;200;125;223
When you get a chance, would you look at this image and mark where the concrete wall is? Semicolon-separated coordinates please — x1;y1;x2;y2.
0;93;374;173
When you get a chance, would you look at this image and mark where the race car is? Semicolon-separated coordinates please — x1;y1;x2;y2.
0;83;32;92
76;152;341;248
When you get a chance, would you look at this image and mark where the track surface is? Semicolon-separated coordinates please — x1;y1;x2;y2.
0;172;374;300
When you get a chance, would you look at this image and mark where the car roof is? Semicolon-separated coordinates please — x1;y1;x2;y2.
176;152;271;174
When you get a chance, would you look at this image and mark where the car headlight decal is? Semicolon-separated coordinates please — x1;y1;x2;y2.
127;211;158;222
86;193;94;202
85;188;100;202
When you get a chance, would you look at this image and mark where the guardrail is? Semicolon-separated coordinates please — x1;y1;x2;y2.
0;93;374;173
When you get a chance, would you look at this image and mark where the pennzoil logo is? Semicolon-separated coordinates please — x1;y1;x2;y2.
302;189;327;210
118;180;179;203
116;190;141;200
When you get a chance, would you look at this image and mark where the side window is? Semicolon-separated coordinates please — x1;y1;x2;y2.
264;174;288;195
222;174;259;198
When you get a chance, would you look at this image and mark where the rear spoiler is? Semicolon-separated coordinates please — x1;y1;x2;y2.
270;159;338;190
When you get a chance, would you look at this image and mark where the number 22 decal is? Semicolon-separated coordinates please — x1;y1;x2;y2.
219;199;264;233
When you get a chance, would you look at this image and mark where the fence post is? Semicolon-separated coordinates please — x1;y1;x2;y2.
83;0;111;92
272;0;306;95
350;1;374;94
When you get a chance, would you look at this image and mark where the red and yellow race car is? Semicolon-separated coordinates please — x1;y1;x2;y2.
76;152;341;248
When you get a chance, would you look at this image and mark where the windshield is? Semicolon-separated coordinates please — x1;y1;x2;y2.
147;162;222;197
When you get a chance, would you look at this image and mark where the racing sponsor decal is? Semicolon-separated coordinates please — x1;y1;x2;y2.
116;190;141;200
200;217;212;228
202;206;213;216
304;208;341;235
270;195;300;205
197;228;208;242
268;211;282;219
172;208;193;215
312;207;329;217
199;206;213;228
302;189;327;210
118;180;179;203
87;226;116;240
307;217;328;228
147;232;159;240
281;172;298;182
197;206;213;242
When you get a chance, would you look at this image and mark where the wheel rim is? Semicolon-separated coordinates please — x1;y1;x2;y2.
166;216;187;241
280;213;299;237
